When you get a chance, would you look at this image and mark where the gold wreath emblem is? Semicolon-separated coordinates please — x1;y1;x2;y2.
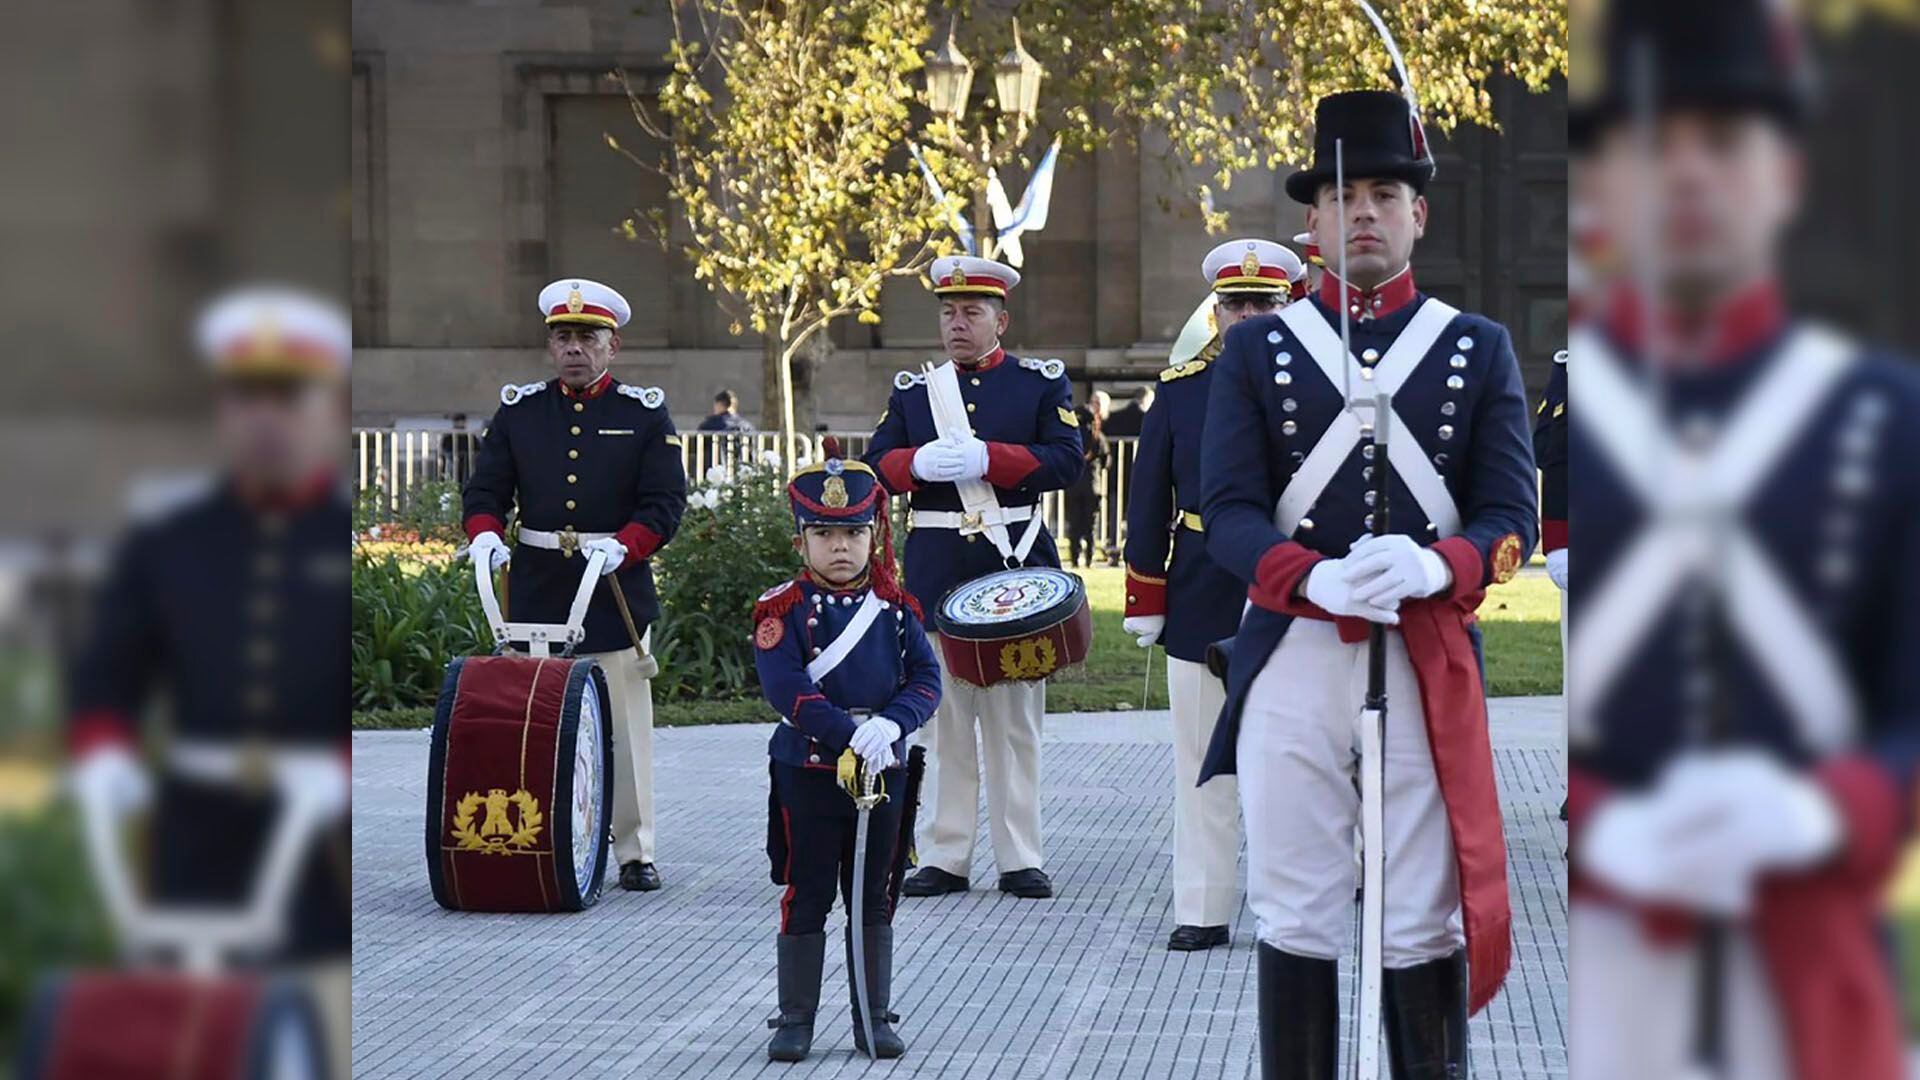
566;288;585;314
450;787;545;854
822;475;849;508
998;636;1058;680
1241;249;1262;277
1491;533;1523;585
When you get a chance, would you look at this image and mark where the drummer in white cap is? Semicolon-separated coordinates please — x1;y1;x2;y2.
461;277;688;893
864;254;1085;900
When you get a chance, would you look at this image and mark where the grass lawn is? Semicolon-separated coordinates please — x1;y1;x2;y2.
352;558;1561;731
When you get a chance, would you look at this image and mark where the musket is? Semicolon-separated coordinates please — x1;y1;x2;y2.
839;747;889;1059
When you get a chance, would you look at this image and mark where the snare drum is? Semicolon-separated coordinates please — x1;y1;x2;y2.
17;972;327;1080
425;655;613;912
932;567;1092;687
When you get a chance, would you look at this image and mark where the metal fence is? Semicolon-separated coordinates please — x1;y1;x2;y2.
352;428;1142;558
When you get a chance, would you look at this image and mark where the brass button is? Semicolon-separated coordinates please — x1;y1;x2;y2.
251;595;276;621
966;403;977;413
570;425;581;436
567;474;578;484
1127;593;1137;604
966;534;977;543
573;402;585;413
568;449;579;459
250;641;275;666
566;499;577;510
244;686;273;713
254;554;280;577
970;377;981;386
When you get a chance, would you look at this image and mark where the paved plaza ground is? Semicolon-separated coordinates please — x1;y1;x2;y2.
352;699;1567;1079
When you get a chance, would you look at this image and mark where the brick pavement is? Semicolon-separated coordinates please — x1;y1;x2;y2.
352;699;1566;1079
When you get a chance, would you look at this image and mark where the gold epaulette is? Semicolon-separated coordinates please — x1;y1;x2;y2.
1160;358;1210;383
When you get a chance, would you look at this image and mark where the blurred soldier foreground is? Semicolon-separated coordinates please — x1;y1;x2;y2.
1567;1;1918;1078
57;288;351;1075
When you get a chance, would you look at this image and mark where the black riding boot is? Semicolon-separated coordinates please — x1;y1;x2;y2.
1256;944;1338;1080
847;923;906;1058
767;932;826;1062
1384;950;1470;1079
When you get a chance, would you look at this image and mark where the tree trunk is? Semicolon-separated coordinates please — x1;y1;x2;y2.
759;336;783;432
793;332;832;438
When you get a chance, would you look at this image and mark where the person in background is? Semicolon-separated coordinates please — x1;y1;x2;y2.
698;389;754;433
1063;400;1108;568
1103;385;1153;438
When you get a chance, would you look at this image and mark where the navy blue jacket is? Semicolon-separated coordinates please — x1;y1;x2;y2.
1123;348;1249;663
754;578;942;772
1570;324;1920;789
863;349;1083;609
463;374;688;652
1198;293;1538;782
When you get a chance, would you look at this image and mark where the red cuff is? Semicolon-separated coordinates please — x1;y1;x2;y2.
464;514;505;542
1247;541;1327;614
69;709;135;759
877;449;919;493
1542;519;1567;553
1813;755;1905;887
984;442;1041;488
1124;566;1167;617
616;522;663;567
1564;766;1609;846
1433;536;1488;600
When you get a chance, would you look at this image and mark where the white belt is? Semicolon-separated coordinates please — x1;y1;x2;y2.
519;526;614;552
910;506;1035;530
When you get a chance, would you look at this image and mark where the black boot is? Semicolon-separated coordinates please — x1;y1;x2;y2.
767;932;826;1062
1256;944;1337;1080
1384;951;1470;1080
847;923;906;1058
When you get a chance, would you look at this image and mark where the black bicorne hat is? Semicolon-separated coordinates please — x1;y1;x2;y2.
1570;0;1813;149
1285;90;1435;206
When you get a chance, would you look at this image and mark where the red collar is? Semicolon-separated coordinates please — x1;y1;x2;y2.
1603;279;1786;368
233;467;337;513
1318;264;1417;321
954;346;1006;372
559;371;613;399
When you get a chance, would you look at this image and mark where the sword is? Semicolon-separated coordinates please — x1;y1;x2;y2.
1334;132;1388;1080
839;748;889;1059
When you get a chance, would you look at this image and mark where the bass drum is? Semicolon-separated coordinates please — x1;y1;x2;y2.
16;973;327;1080
425;654;613;913
933;567;1093;688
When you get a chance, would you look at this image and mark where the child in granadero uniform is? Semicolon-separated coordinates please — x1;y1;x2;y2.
754;438;939;1062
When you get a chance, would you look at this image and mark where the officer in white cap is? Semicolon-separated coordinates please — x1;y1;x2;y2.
864;254;1085;900
462;277;688;892
1125;238;1301;951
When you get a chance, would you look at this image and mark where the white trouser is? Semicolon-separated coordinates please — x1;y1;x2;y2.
1167;656;1240;926
1571;903;1789;1080
583;645;655;865
915;647;1046;875
1236;618;1462;964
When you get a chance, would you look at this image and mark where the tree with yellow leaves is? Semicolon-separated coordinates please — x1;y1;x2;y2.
620;0;971;462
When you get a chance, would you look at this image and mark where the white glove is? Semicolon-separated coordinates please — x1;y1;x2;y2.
1123;615;1165;648
953;437;991;482
911;439;969;483
1658;750;1842;874
70;746;152;818
274;751;351;824
1342;534;1452;607
1578;792;1751;915
466;530;511;571
849;717;902;770
1302;559;1400;624
1546;548;1568;590
582;537;627;577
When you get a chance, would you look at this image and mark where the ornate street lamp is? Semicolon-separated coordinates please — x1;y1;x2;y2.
993;19;1044;124
925;16;974;121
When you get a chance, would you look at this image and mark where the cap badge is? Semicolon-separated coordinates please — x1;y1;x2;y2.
948;269;966;288
822;476;849;508
824;458;844;476
1241;250;1262;277
566;288;584;314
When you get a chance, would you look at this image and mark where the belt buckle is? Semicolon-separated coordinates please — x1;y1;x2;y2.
960;511;983;532
557;525;580;558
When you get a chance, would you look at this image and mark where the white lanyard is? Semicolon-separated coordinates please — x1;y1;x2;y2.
806;591;887;684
